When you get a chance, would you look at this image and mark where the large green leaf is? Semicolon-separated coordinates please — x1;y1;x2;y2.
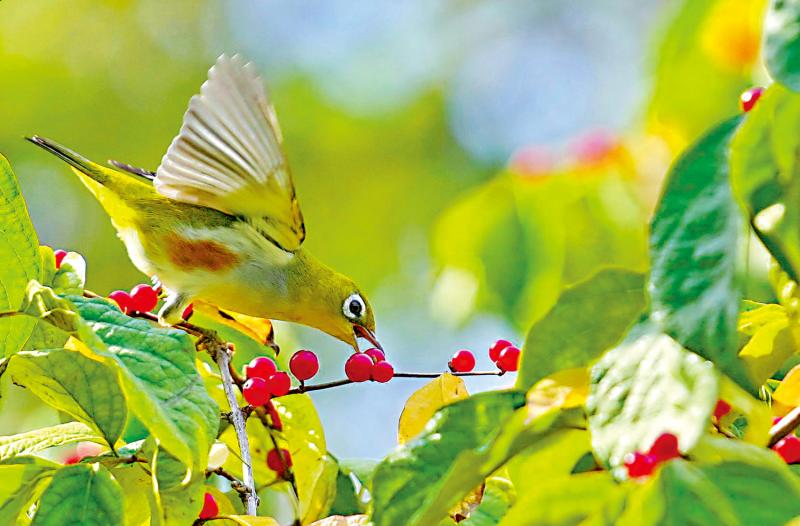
0;457;59;526
517;268;646;390
149;445;205;526
32;463;124;526
764;0;800;91
370;391;526;526
460;477;514;526
587;323;719;474
9;348;127;447
649;116;752;391
0;155;42;358
0;422;101;461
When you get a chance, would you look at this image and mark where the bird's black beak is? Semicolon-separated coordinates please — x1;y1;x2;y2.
353;324;383;351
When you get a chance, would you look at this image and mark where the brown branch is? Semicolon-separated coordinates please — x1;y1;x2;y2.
769;405;800;447
207;466;250;496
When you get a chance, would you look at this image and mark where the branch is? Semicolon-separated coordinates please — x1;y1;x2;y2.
769;405;800;447
207;466;250;496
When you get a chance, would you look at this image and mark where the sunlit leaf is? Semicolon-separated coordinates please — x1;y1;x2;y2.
398;373;468;444
738;303;797;384
764;0;800;91
526;368;589;421
31;463;124;526
308;516;368;526
0;457;59;526
0;422;101;461
460;477;514;526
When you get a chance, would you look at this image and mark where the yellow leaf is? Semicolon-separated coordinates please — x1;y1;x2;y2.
398;373;468;444
211;516;281;526
774;364;800;409
195;301;275;347
204;486;238;517
738;303;798;384
309;516;369;526
526;368;589;421
719;376;771;445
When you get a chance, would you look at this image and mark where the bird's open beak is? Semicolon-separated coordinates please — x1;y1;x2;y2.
353;324;383;351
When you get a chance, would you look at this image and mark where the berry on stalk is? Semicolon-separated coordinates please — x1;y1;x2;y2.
497;346;521;372
198;492;218;519
182;303;194;320
54;249;68;269
489;339;513;362
364;347;386;363
449;350;476;373
371;361;394;383
648;433;680;462
267;448;293;478
108;290;133;314
740;86;764;112
289;350;319;381
713;400;731;421
242;378;270;406
245;356;277;380
773;435;800;464
345;353;373;382
267;371;291;397
129;284;158;312
624;451;657;478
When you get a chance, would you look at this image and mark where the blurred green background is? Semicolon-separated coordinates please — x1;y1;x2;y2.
0;0;770;459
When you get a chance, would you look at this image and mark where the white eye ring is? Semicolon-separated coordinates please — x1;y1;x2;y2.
343;293;366;320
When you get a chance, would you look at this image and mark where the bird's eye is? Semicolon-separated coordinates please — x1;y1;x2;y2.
343;293;365;320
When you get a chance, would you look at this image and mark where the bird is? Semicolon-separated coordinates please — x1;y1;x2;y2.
27;54;381;352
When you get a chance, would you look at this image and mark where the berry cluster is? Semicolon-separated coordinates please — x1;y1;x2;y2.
623;432;681;479
242;356;291;405
267;447;293;478
345;348;394;383
447;339;521;373
108;284;159;315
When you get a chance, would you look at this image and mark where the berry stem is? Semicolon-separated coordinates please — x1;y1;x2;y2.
206;466;250;497
769;405;800;448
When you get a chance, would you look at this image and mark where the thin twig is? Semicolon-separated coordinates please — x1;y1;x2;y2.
207;466;250;496
769;405;800;447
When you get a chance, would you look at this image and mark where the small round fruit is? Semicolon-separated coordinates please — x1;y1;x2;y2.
345;353;373;382
740;86;764;112
448;349;476;373
242;378;271;406
108;290;133;314
371;361;394;383
648;433;680;461
489;339;513;362
624;451;657;478
364;347;386;363
198;492;218;519
267;372;291;397
713;400;731;421
773;435;800;464
54;249;68;269
289;350;319;381
182;303;194;320
245;356;278;380
496;346;521;372
129;284;159;312
267;448;293;477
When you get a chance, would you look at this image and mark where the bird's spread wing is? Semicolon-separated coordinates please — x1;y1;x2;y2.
155;54;305;252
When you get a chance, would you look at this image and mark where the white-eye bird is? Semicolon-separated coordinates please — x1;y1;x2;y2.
28;54;381;352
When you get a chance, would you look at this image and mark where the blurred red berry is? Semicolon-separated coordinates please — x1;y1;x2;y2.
774;416;784;426
649;433;680;461
740;86;764;112
371;361;395;383
572;130;619;165
182;303;194;320
773;435;800;464
245;356;277;380
242;378;270;406
289;350;319;381
267;372;291;397
129;284;159;312
54;249;68;269
345;353;373;382
108;290;133;314
267;448;293;477
364;348;386;363
624;451;657;478
198;492;218;519
713;400;731;421
62;453;82;465
497;346;521;372
489;339;513;362
449;350;476;373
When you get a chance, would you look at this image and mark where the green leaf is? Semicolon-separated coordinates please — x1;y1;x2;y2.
110;463;155;526
497;472;620;526
587;323;719;474
0;422;101;461
9;348;127;447
0;457;59;526
460;477;514;526
370;391;526;526
31;463;124;526
0;155;43;358
506;429;590;493
150;446;205;526
765;0;800;92
517;268;646;390
650;116;752;391
50;251;86;295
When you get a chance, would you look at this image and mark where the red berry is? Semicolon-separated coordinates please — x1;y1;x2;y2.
129;284;159;312
364;347;386;363
624;451;657;478
289;350;319;381
345;353;373;382
54;249;68;269
649;433;680;461
496;346;521;372
774;416;784;426
449;349;476;373
266;448;292;477
267;372;291;397
182;303;194;320
242;378;271;406
713;400;731;421
371;361;394;383
108;290;133;314
198;492;218;519
63;453;82;465
245;356;277;380
740;87;764;112
773;435;800;464
488;339;513;362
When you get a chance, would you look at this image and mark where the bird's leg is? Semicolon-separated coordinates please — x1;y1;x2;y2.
157;290;191;326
